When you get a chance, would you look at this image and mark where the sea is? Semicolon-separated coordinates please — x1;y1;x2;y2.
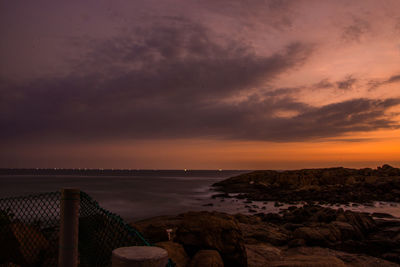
1;170;399;222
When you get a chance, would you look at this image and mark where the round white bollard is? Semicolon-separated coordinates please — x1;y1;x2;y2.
112;246;169;267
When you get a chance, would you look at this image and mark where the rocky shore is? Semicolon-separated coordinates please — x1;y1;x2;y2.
212;164;400;204
131;206;400;266
130;165;400;266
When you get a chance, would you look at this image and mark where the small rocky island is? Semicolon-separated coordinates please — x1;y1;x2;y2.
132;165;400;266
212;164;400;204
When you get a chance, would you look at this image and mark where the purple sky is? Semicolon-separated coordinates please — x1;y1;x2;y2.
1;0;400;169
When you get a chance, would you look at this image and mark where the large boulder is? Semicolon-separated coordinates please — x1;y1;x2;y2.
245;243;282;266
132;214;184;243
338;210;376;237
329;221;359;240
239;222;290;246
293;225;340;246
188;250;224;267
0;222;50;266
175;211;247;267
155;241;189;267
0;224;24;265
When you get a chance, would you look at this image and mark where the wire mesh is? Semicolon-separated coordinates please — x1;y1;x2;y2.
0;191;174;267
79;191;151;267
0;192;60;267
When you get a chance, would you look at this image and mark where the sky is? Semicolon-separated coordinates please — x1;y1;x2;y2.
1;0;400;170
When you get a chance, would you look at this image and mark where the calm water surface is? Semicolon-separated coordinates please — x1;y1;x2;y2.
1;170;399;221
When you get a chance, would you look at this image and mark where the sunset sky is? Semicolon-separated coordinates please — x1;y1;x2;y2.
1;0;399;169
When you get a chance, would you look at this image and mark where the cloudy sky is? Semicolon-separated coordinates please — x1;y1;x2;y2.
1;0;399;169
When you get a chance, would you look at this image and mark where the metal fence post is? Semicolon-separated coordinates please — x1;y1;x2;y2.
58;188;80;267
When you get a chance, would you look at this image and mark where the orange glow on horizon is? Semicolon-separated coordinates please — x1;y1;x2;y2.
2;129;399;170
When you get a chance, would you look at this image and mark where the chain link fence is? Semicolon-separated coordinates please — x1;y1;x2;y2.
0;191;173;267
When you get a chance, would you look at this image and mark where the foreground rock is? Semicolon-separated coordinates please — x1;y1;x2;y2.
213;164;400;203
246;245;399;267
189;250;224;267
0;222;50;266
132;207;400;266
155;241;189;267
242;205;400;265
176;211;247;267
133;211;247;267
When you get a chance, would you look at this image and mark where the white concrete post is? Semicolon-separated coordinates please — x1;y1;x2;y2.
58;188;80;267
112;246;168;267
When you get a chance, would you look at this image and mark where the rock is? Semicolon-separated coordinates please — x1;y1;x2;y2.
293;226;340;246
188;250;224;267
234;214;261;225
133;215;183;243
382;251;400;263
155;241;189;267
0;224;25;265
175;211;247;267
372;212;395;219
330;221;359;240
203;203;214;207
245;243;282;266
288;239;306;248
240;222;290;246
270;254;346;267
283;223;304;231
260;213;282;223
0;222;49;266
212;165;400;204
341;211;376;235
309;207;337;223
212;193;231;199
9;223;49;266
248;245;399;267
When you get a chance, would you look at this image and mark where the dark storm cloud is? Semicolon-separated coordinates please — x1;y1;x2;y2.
368;73;400;90
198;0;297;31
336;76;357;90
1;19;399;143
312;76;357;91
262;87;302;97
342;18;370;42
387;75;400;83
313;79;334;89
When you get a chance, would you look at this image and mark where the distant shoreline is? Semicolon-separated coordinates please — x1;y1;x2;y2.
0;168;249;176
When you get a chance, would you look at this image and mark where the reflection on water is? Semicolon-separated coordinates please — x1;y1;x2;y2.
1;171;399;221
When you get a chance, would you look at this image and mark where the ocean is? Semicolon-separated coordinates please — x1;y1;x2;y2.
1;170;399;222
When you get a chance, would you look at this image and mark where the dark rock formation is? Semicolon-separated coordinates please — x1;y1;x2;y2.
188;250;224;267
133;211;247;267
213;165;400;203
155;241;189;267
132;206;400;266
175;211;247;267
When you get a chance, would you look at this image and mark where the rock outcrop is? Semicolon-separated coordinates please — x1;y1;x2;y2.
133;211;247;267
155;241;189;267
213;165;400;203
188;250;224;267
132;206;400;266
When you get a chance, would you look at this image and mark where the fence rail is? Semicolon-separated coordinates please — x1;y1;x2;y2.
0;190;169;267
